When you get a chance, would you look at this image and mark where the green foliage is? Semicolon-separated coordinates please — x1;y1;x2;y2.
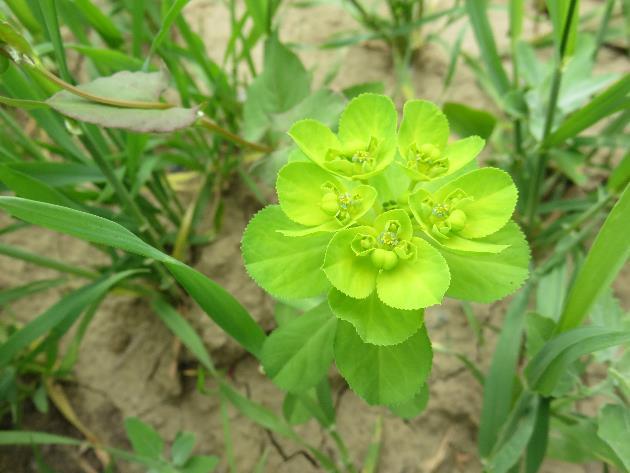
243;95;529;406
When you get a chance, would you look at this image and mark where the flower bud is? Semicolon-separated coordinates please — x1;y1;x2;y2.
448;209;466;231
371;248;398;270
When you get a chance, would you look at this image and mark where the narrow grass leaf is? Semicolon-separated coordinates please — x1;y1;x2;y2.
525;397;550;473
545;75;630;147
151;298;214;372
478;286;530;458
525;326;630;396
0;278;66;306
0;197;266;357
465;0;510;96
556;183;630;332
487;392;539;473
0;271;137;366
144;0;191;68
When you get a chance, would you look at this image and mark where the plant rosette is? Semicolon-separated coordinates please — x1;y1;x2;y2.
288;93;397;180
242;94;530;408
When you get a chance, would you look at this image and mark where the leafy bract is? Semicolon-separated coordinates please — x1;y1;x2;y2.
409;168;518;252
397;100;484;182
242;205;332;299
441;222;530;303
323;210;450;309
334;321;432;405
328;289;423;346
47;71;199;133
276;161;376;234
289;94;397;180
261;303;337;393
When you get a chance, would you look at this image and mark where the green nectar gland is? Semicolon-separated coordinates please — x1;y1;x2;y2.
406;142;449;180
325;137;379;177
319;182;364;225
419;189;473;240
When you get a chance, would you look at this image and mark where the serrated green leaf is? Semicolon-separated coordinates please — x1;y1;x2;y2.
375;237;450;310
261;303;336;393
442;222;530;303
388;384;429;419
334;321;432;405
328;289;423;346
242;205;332;299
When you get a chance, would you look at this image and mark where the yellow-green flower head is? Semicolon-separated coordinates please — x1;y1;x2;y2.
323;209;450;310
276;161;377;236
288;94;397;180
409;168;518;254
398;100;485;182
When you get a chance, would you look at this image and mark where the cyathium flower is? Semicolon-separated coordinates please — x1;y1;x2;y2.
288;94;397;180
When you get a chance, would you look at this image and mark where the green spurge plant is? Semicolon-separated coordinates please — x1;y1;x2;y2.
243;94;530;408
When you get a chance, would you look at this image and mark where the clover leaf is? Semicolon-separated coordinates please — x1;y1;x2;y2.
323;209;450;309
409;167;518;253
398;100;484;182
288;93;397;180
276;161;377;235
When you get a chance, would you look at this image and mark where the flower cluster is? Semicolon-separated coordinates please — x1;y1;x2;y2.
242;94;529;406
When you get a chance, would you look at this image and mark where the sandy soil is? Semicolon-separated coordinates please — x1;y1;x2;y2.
1;1;628;472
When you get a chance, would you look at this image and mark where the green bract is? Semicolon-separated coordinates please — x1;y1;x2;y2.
408;167;518;253
288;94;397;180
242;94;530;407
398;100;483;182
323;209;450;310
276;161;377;236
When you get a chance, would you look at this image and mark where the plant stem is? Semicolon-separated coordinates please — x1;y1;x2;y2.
525;0;578;231
35;65;172;110
197;117;272;153
329;428;357;473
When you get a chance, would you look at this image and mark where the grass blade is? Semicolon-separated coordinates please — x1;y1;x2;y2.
0;196;266;357
0;278;66;306
556;184;630;332
143;0;191;69
545;75;630;147
0;271;138;367
151;298;215;373
465;0;510;96
478;285;531;458
525;326;630;396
